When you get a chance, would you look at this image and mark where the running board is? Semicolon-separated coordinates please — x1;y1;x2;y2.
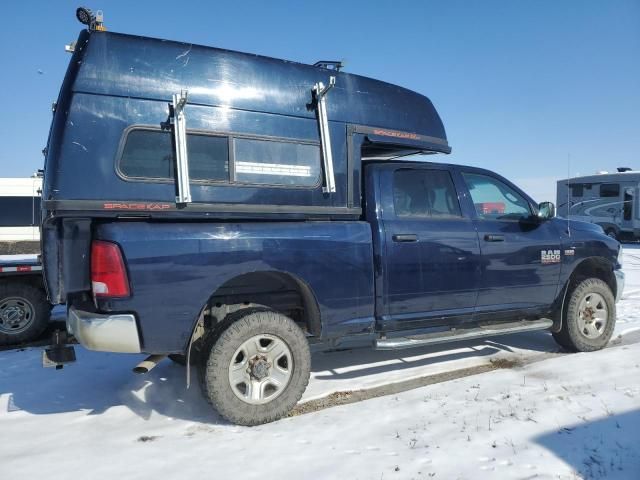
375;319;553;350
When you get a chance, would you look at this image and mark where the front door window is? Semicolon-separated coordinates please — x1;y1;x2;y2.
461;172;531;220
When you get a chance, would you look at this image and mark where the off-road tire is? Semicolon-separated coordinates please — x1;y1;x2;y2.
199;309;310;426
552;278;615;352
0;282;51;346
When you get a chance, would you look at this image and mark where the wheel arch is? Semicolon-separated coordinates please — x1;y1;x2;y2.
596;223;619;236
568;256;617;298
185;269;322;351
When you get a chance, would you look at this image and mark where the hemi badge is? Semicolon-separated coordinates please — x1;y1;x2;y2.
564;249;575;256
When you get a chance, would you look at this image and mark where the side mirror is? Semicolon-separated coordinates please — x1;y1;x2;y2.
537;201;555;220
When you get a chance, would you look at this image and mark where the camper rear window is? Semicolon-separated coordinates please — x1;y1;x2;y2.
233;138;321;187
119;130;229;182
600;183;620;198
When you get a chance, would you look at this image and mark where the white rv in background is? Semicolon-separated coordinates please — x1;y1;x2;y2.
556;168;639;241
0;176;42;243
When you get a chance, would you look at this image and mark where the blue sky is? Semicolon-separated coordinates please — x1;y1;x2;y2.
1;0;638;202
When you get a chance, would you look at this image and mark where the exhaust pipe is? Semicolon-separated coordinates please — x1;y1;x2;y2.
133;354;166;374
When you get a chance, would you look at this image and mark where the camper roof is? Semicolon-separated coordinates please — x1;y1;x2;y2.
557;171;640;185
69;30;450;154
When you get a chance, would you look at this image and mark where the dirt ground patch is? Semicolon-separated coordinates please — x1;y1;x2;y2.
290;363;498;417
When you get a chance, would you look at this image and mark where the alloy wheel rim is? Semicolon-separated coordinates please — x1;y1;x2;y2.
228;334;293;405
0;297;35;335
577;292;608;339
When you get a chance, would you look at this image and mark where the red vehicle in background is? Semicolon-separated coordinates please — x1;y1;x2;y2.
475;202;505;215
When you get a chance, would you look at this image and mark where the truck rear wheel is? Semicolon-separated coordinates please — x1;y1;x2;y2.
0;282;51;346
552;278;615;352
199;309;310;425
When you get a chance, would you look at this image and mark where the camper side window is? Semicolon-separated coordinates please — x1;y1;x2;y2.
600;183;620;198
233;138;321;187
119;129;229;182
570;184;583;197
119;129;321;188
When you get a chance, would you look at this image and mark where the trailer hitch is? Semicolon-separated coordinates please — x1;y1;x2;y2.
42;330;76;370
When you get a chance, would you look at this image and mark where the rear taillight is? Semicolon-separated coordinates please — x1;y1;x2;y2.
91;240;130;298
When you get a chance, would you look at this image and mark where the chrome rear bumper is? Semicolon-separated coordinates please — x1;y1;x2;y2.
67;307;141;353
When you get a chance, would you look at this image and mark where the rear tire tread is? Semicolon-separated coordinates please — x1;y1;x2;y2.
199;308;310;426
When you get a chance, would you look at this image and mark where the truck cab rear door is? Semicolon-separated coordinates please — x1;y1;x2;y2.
374;164;481;331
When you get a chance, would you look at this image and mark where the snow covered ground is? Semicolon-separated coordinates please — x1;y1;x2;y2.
1;247;640;479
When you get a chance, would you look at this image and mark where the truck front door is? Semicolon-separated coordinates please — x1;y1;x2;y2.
459;170;562;319
377;165;481;331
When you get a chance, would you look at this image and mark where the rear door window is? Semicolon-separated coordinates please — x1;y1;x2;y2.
393;169;462;218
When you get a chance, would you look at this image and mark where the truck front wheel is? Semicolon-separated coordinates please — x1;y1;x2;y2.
199;309;311;425
0;282;51;346
552;278;616;352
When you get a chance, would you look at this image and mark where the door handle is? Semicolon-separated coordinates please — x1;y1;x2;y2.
484;234;505;242
392;234;418;242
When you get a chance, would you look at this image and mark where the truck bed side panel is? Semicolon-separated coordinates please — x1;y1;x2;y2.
93;221;375;352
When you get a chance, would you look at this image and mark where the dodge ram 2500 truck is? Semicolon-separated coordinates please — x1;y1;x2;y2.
41;12;623;425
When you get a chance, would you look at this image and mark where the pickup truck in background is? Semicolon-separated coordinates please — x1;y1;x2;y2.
0;255;51;346
41;13;623;425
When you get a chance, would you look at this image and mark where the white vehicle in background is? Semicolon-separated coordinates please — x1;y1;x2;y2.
0;174;51;346
557;167;639;241
0;176;42;250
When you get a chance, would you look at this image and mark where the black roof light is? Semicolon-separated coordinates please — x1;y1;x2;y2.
75;7;106;31
76;7;93;25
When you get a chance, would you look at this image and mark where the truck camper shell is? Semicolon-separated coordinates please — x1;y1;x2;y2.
43;29;450;221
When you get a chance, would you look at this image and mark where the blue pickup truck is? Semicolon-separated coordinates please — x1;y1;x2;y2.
41;11;623;425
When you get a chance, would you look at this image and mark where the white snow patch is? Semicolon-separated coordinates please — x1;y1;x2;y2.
1;247;640;478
